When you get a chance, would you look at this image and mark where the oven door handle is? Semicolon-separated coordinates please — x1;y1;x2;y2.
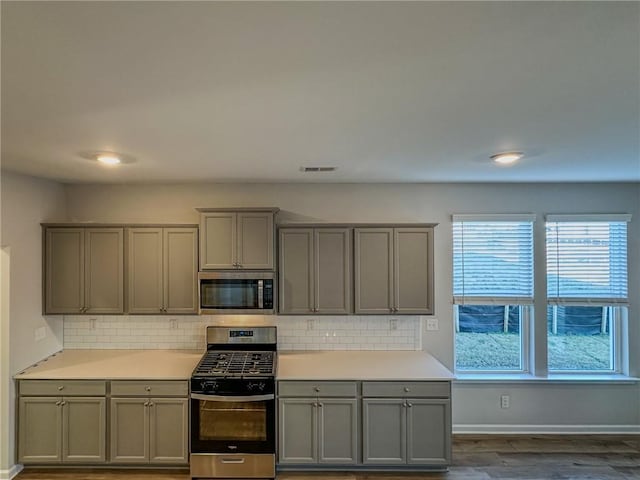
191;393;274;402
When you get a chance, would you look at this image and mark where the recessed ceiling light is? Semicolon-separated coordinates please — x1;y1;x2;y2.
78;150;135;166
490;152;523;165
96;154;121;165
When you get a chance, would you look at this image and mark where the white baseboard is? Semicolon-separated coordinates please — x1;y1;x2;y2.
453;424;640;434
0;464;23;480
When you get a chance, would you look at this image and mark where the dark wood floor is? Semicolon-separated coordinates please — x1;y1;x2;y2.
16;435;640;480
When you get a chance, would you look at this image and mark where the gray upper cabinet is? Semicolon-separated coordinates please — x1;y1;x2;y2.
355;227;434;314
279;228;352;314
45;227;124;314
127;227;198;314
200;210;276;270
354;228;394;314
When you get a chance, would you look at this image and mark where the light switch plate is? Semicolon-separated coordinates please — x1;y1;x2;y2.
426;317;439;331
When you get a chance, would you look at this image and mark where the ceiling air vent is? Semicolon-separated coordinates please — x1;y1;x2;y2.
300;166;337;172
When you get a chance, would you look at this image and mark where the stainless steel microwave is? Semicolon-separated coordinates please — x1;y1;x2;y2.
198;271;275;314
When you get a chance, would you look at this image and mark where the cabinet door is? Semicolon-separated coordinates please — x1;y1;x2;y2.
278;398;317;464
394;228;434;314
279;229;314;314
362;399;406;465
127;228;163;314
85;228;124;314
354;229;394;314
45;228;84;314
149;398;189;464
62;397;106;463
110;398;149;463
315;229;352;314
200;213;236;269
164;228;198;314
318;398;357;464
407;399;451;466
237;212;274;269
18;397;62;463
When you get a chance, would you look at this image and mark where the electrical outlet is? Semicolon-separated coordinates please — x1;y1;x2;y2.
426;317;439;331
89;318;97;329
34;326;46;342
500;394;510;409
307;318;315;331
170;319;178;329
389;319;398;331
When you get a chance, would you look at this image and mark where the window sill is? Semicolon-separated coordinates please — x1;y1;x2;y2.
454;373;639;384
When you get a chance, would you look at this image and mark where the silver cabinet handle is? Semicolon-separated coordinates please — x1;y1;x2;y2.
58;386;64;391
314;387;320;393
318;403;323;407
60;401;66;406
144;401;149;407
407;402;413;408
55;401;61;406
404;387;410;393
145;386;151;392
149;402;154;407
313;402;318;407
221;458;245;464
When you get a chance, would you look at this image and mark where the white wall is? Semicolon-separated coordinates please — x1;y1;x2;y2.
64;181;640;432
0;171;67;476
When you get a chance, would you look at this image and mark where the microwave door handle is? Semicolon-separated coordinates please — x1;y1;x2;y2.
257;280;264;308
191;393;274;402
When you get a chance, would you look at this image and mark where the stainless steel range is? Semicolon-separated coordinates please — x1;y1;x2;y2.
190;326;276;479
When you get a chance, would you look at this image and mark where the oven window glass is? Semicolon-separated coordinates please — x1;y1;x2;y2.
201;280;259;309
199;401;267;441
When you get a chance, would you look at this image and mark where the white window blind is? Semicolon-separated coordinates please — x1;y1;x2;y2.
546;216;630;305
453;215;535;305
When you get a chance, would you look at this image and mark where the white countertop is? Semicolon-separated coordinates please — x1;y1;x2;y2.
14;349;202;380
277;350;454;381
15;349;454;382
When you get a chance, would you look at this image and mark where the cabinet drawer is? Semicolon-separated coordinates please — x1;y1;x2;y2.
362;381;450;398
19;380;106;396
278;381;357;397
110;380;188;397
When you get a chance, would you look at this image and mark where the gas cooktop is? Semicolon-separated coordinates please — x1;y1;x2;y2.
193;350;275;377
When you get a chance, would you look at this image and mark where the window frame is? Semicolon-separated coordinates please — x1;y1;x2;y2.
452;214;535;374
544;215;630;374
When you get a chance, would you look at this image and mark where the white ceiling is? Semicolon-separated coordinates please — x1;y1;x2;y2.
1;1;639;184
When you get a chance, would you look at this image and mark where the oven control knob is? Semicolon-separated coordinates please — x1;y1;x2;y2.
201;381;218;393
248;382;266;392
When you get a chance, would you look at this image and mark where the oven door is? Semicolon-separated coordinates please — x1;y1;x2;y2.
190;393;275;454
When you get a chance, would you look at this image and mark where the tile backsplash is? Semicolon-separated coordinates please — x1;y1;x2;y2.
63;315;422;351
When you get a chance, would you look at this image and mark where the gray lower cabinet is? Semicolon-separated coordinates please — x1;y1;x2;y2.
278;398;358;465
278;380;451;470
18;381;107;464
110;381;189;465
278;381;359;465
362;381;451;467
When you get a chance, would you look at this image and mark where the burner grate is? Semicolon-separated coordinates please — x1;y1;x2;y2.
193;351;275;377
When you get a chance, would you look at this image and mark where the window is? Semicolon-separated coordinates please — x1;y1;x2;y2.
453;215;535;372
546;215;629;372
